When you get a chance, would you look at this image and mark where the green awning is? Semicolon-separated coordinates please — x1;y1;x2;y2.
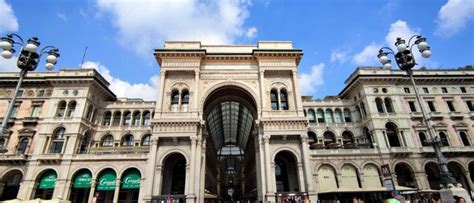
97;171;116;191
73;171;92;188
39;171;57;189
121;170;141;189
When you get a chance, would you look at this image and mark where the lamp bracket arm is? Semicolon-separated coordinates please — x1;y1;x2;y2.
6;33;24;46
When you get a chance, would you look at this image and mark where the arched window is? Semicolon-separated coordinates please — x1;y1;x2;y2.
102;111;111;126
66;101;76;118
49;127;66;153
101;135;114;147
460;131;471;146
308;131;317;144
77;132;91;154
270;89;279;110
121;134;134;146
307;109;316;123
142;111;151;126
419;132;430;146
334;109;343;123
323;131;337;148
85;105;93;120
181;89;189;112
361;127;374;148
316;109;325;123
386;123;401;147
141;134;151;146
112;111;121;126
123;111;131;126
171;89;179;112
56;101;67;117
325;109;334;123
280;89;289;110
375;98;384;113
342;131;355;148
384;98;394;113
17;138;29;154
343;108;352;122
132;111;141;127
439;132;449;146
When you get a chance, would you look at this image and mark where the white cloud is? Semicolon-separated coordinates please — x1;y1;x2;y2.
436;0;474;37
96;0;255;55
0;56;18;72
353;43;381;65
330;49;348;64
353;20;430;67
299;63;324;96
245;27;257;39
81;61;159;101
0;0;18;33
57;12;68;22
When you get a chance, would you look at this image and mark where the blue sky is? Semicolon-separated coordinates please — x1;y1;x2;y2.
0;0;473;100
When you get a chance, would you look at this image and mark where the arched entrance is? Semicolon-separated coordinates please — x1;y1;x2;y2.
395;163;417;188
447;162;471;192
161;153;186;195
96;169;116;203
425;162;441;190
69;169;92;203
203;85;258;202
33;169;57;200
274;151;299;192
119;168;141;203
0;170;22;201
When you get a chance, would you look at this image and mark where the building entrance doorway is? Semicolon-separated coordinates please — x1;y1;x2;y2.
203;86;259;202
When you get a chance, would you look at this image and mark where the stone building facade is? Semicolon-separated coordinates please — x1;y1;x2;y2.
0;41;472;203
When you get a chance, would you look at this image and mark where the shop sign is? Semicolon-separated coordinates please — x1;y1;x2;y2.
39;171;57;189
73;171;92;188
97;171;116;191
121;171;141;189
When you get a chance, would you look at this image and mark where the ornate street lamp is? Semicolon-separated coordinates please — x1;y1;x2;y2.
377;35;470;199
0;33;60;153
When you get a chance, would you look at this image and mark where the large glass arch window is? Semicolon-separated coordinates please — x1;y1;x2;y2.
386;123;401;147
101;135;114;147
270;89;279;110
280;89;289;110
49;127;66;153
56;101;67;117
307;109;316;123
66;101;77;118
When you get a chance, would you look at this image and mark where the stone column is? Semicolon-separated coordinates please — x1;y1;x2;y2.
156;70;167;117
292;70;304;116
255;131;266;202
194;135;203;202
199;140;207;203
185;164;194;203
87;180;96;203
297;162;306;192
144;138;158;200
263;135;274;200
0;182;5;198
464;171;474;193
258;70;265;117
193;70;200;112
301;136;316;200
188;136;197;198
17;179;35;200
113;179;120;203
153;165;163;195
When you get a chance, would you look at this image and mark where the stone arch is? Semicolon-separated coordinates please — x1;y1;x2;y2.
317;164;339;192
337;161;360;171
271;147;301;163
394;162;417;188
118;166;144;179
159;149;190;166
340;163;362;189
34;167;59;179
161;152;187;195
70;167;94;180
448;161;471;192
313;162;339;175
274;150;300;192
94;166;118;178
169;81;191;92
0;168;24;179
199;81;260;116
0;169;23;200
362;163;383;189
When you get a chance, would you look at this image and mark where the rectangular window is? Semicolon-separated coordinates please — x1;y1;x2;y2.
441;87;448;93
11;105;20;117
31;105;41;117
466;101;474;111
37;90;45;97
446;101;456;112
460;87;466;93
408;101;417;112
404;87;410;93
16;90;23;97
423;87;429;93
427;101;436;112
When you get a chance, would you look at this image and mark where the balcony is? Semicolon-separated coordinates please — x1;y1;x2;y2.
22;116;40;125
73;146;150;161
388;147;412;157
428;112;444;120
309;147;379;157
409;112;423;120
0;154;28;165
420;146;474;157
448;112;464;120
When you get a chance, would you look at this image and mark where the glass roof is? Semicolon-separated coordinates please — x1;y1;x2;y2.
206;101;254;155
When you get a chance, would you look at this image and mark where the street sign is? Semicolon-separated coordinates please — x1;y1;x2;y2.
384;179;395;191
